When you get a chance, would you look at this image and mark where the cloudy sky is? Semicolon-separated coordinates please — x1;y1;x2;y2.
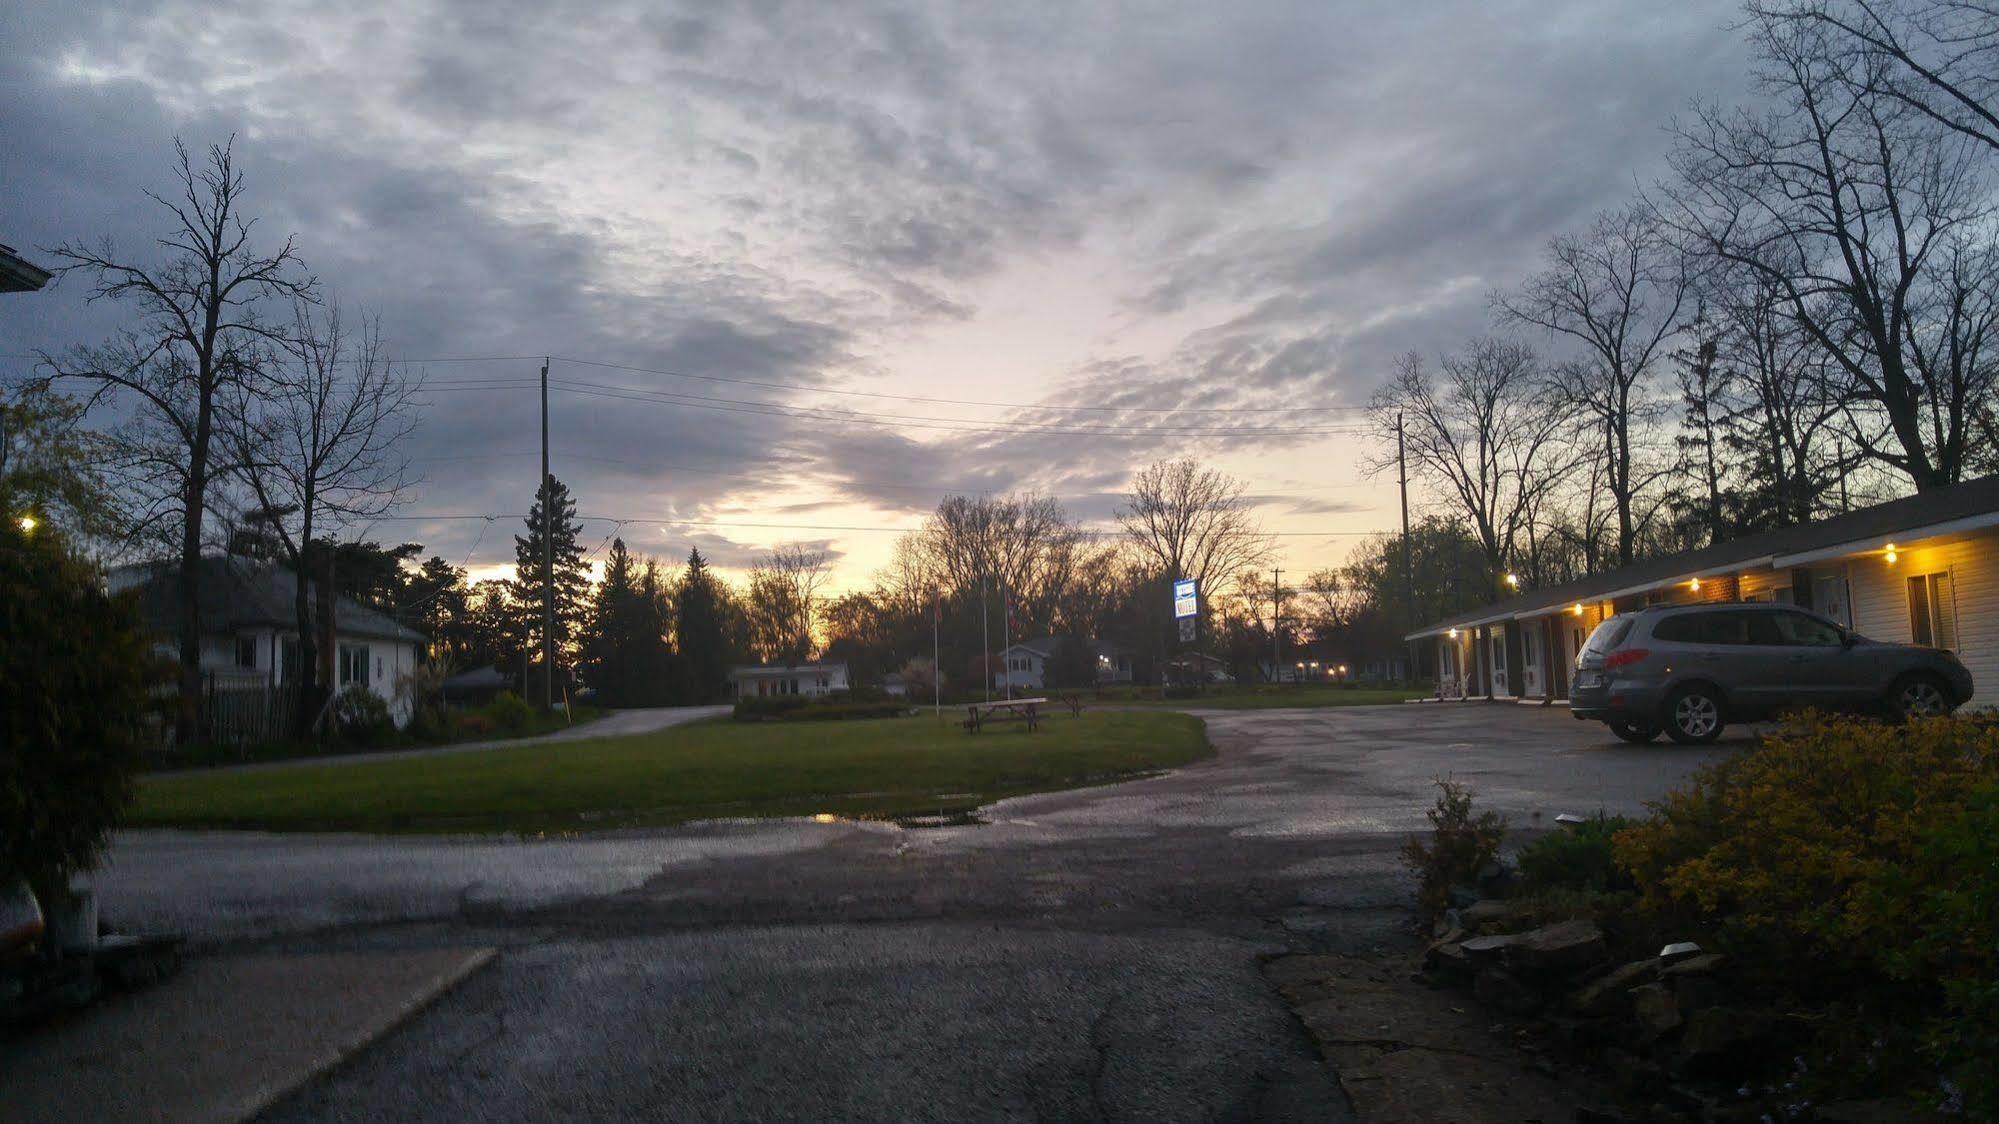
1;0;1753;589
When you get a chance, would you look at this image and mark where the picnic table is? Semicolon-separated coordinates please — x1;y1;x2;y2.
963;697;1047;733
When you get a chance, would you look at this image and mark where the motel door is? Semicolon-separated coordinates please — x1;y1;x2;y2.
1520;625;1541;698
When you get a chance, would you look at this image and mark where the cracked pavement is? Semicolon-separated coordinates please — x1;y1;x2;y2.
94;703;1738;1121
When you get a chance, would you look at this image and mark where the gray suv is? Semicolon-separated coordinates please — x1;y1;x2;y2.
1570;602;1973;744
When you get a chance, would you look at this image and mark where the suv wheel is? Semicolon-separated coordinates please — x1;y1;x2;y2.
1890;673;1953;720
1664;685;1724;745
1609;720;1659;744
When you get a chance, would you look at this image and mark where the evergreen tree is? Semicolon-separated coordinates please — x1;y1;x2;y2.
578;539;677;706
405;555;470;665
675;547;730;703
511;475;588;667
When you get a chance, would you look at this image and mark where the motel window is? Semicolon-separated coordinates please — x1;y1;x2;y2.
338;643;369;687
235;635;258;669
1908;572;1958;650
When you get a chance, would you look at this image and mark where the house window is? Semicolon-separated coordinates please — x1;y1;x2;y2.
1811;572;1851;627
338;643;370;687
1908;572;1958;649
235;635;257;669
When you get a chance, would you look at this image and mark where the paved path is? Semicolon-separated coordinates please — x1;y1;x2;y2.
181;704;731;775
88;703;1740;1121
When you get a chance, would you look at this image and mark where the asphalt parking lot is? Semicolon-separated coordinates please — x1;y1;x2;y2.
91;703;1739;1121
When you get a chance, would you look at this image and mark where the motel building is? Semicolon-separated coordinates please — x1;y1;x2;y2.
1406;475;1999;709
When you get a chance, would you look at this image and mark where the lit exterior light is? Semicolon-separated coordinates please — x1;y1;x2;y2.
1447;627;1460;639
1885;544;1899;564
1570;603;1583;616
1505;572;1520;588
1689;577;1702;592
812;813;837;824
16;514;36;533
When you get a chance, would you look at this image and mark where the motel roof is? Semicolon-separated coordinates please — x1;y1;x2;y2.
1406;473;1999;641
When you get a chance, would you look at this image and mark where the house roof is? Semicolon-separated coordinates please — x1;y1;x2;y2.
729;661;848;677
1001;636;1130;660
111;556;428;644
1407;473;1999;640
0;243;51;294
443;664;510;689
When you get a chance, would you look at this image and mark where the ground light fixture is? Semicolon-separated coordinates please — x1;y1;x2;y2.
16;514;36;533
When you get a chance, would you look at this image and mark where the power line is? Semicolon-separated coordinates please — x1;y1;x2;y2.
542;378;1367;439
367;510;1392;538
546;354;1371;415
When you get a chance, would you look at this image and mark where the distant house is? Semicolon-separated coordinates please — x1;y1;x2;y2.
1408;474;1999;707
729;661;850;699
442;664;512;706
1165;651;1232;684
993;637;1135;690
109;556;427;724
882;671;908;698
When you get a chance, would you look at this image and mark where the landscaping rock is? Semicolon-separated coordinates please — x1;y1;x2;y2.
1667;972;1722;1014
1472;965;1542;1016
1507;919;1608;979
1674;1007;1783;1081
1433;907;1464;938
1448;885;1481;910
1600;1046;1666;1098
1423;939;1473;979
1460;898;1515;929
1459;932;1524;964
1566;958;1662;1017
1659;952;1727;978
1628;983;1681;1043
1657;941;1702;964
1475;859;1515;897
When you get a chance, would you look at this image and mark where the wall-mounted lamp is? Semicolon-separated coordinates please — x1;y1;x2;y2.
1570;603;1584;616
1447;627;1460;639
1885;543;1899;564
1689;577;1702;592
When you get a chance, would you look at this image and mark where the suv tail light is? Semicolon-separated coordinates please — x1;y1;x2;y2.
1603;648;1651;671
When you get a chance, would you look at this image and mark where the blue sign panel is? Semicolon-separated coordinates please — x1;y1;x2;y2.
1173;578;1199;619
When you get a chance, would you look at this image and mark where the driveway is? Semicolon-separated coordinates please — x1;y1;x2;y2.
93;703;1739;1121
182;704;731;775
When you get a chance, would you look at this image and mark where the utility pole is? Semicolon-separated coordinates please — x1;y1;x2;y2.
1398;412;1416;682
1271;566;1283;686
981;573;991;704
933;592;941;718
540;357;555;712
1001;578;1012;701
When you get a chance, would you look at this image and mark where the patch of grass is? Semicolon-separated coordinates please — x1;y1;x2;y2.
148;705;605;772
128;710;1211;834
1103;684;1427;710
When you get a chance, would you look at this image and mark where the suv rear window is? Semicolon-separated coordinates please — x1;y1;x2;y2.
1651;611;1751;645
1581;617;1633;653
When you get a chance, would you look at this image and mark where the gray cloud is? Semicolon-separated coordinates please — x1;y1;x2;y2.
3;0;1754;581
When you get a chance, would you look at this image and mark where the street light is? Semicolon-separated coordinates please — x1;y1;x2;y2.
1504;572;1520;589
15;514;36;534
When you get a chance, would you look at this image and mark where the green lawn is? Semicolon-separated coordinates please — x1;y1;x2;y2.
129;710;1211;834
1098;684;1428;710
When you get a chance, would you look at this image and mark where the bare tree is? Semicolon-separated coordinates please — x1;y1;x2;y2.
1366;341;1572;592
1660;11;1997;489
745;543;831;663
226;302;421;733
1496;206;1689;565
1756;0;1999;152
919;493;1087;630
42;137;316;744
1117;458;1270;609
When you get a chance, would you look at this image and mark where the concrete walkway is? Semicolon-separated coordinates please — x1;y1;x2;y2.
0;947;494;1124
180;705;731;776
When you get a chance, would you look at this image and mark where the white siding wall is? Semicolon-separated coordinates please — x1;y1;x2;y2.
1847;529;1999;708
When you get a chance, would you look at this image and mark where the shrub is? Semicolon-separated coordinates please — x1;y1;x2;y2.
1517;813;1635;894
733;696;908;721
733;695;810;721
450;712;497;739
1402;778;1507;922
1614;713;1999;1109
484;690;534;733
1;514;158;897
331;685;395;744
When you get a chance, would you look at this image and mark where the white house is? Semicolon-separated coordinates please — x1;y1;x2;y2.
111;556;427;725
994;637;1135;690
729;661;850;698
1408;475;1999;708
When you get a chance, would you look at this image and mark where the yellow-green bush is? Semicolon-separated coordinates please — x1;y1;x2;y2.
1613;713;1999;1109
